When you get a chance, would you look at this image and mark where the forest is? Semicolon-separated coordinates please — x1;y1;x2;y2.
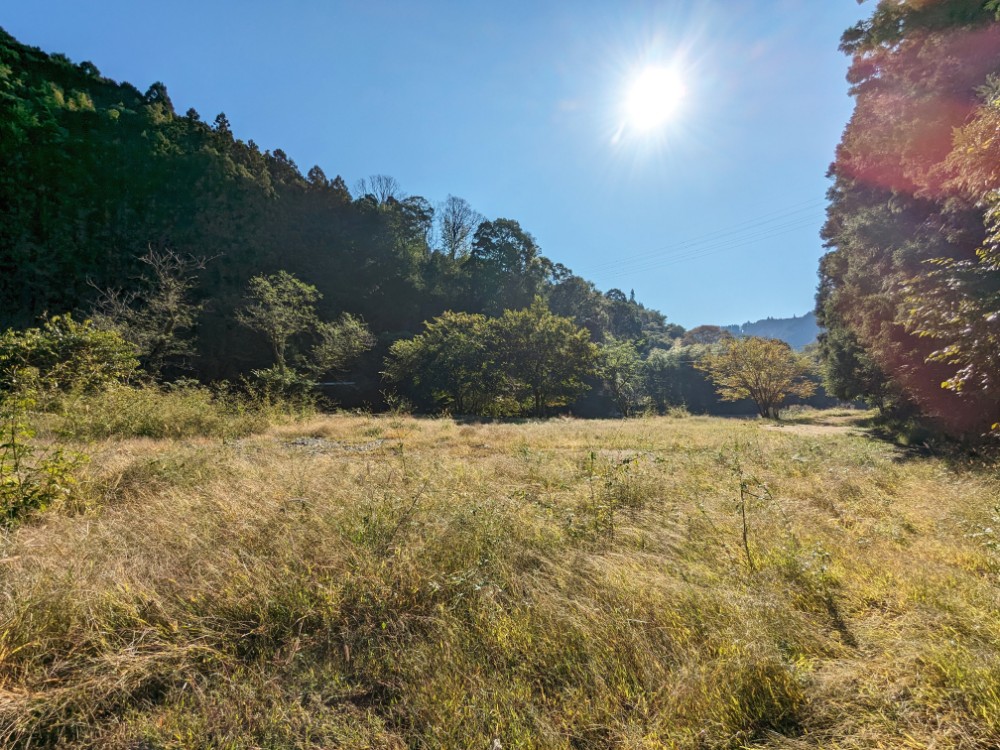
0;25;683;416
0;24;848;421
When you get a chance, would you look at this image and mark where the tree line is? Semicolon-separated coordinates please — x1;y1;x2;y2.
819;0;1000;439
0;26;833;420
0;27;686;408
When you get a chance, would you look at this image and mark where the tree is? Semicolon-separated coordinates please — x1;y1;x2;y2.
603;289;642;340
469;219;550;314
437;195;484;259
816;323;896;411
643;345;721;414
0;26;677;410
356;174;403;205
91;248;209;377
682;325;733;346
237;271;321;373
546;274;609;340
818;0;1000;434
901;196;1000;418
493;298;598;416
696;337;816;419
599;337;645;416
310;315;376;378
383;311;495;413
236;271;373;385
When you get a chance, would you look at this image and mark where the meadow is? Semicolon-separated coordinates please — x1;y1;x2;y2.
1;406;998;749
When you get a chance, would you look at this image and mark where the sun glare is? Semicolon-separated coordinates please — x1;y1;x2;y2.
625;65;686;131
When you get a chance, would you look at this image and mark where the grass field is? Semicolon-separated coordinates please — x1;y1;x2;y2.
1;409;998;748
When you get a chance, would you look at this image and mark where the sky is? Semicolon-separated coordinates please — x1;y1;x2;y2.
3;1;869;328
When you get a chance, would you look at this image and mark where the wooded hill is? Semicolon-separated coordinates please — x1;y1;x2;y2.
0;27;677;404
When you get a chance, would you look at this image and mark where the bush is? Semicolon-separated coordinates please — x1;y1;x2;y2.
244;365;318;405
0;314;139;394
1;385;85;527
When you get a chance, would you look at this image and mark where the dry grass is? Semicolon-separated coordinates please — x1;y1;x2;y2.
0;412;997;748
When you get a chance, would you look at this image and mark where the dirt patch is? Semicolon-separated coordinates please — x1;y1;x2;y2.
762;422;860;437
283;436;385;453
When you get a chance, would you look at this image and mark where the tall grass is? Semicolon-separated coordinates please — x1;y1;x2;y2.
36;382;310;441
0;414;997;748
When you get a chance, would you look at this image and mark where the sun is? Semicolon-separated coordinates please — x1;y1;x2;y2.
625;65;686;131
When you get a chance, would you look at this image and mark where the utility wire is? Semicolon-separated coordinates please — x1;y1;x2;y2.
579;197;826;276
599;214;823;280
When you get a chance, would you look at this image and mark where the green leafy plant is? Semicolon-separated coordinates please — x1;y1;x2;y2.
1;375;85;527
237;271;374;399
0;314;139;395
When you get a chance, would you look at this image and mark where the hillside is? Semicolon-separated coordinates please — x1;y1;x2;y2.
725;311;820;350
2;407;998;747
0;28;673;393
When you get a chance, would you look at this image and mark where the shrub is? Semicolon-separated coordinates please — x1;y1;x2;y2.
0;382;85;527
0;314;139;394
244;365;318;405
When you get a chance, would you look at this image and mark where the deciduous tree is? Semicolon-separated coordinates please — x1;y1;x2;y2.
818;0;1000;434
91;248;209;377
493;298;598;416
237;271;321;373
697;337;815;419
437;195;484;259
599;337;645;416
383;311;494;413
237;271;373;394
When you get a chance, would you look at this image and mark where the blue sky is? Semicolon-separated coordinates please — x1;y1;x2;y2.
3;1;868;328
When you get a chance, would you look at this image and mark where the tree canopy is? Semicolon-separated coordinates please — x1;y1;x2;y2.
385;299;598;417
697;337;816;419
818;0;1000;436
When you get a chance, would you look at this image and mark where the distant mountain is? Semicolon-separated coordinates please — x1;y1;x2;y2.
724;311;820;350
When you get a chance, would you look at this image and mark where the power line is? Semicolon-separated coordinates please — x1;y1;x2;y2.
600;214;823;280
579;197;826;276
583;198;825;275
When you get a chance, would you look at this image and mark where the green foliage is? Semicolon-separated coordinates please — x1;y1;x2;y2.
902;231;1000;400
0;314;139;394
0;26;684;412
244;365;318;406
469;219;550;315
237;271;323;371
309;314;376;378
237;271;373;398
697;337;816;419
0;379;84;527
493;298;599;416
385;300;598;417
643;345;742;415
816;322;898;411
819;1;1000;436
598;337;645;416
384;311;494;414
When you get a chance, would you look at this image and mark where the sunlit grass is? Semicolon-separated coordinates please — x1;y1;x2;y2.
0;412;997;748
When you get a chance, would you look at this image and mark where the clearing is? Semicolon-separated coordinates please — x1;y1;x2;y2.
1;412;998;748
